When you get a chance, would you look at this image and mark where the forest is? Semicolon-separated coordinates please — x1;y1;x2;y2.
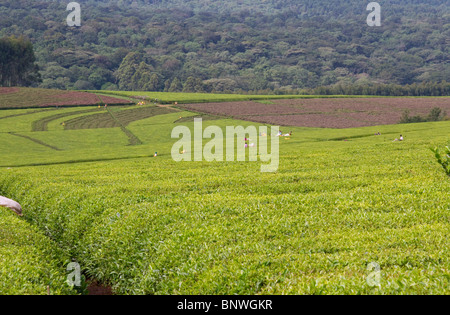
0;0;449;94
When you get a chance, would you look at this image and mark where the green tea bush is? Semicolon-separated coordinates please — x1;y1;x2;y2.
431;145;450;176
0;211;77;295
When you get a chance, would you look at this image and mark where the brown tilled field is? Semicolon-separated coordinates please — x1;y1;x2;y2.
180;97;450;128
0;87;20;94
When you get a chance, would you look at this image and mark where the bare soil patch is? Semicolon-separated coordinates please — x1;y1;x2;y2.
87;279;113;295
180;98;450;128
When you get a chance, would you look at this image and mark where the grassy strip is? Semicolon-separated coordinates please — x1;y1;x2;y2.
0;154;154;168
174;114;225;123
8;132;62;151
90;91;390;104
0;109;50;120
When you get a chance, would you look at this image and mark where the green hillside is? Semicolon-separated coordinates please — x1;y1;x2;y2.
0;0;448;93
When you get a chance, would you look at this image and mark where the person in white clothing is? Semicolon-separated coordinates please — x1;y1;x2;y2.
0;196;23;216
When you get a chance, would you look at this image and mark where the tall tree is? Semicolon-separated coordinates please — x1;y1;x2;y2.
182;76;197;93
130;61;153;91
183;76;205;93
115;52;142;90
148;73;161;91
164;79;172;92
0;36;41;87
168;77;183;92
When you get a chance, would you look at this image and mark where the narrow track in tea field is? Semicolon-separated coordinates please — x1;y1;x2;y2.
32;108;100;132
8;132;62;151
106;108;143;146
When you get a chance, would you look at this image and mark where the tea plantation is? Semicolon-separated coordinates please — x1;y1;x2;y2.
0;100;449;294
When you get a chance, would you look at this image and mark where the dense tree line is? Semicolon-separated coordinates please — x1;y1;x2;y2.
303;81;450;97
0;36;40;87
0;0;448;94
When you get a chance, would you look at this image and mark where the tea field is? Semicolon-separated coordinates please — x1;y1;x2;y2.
93;90;379;104
0;94;449;295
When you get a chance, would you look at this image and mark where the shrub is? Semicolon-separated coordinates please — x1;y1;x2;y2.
431;146;450;176
400;107;446;124
400;110;426;123
427;107;446;122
